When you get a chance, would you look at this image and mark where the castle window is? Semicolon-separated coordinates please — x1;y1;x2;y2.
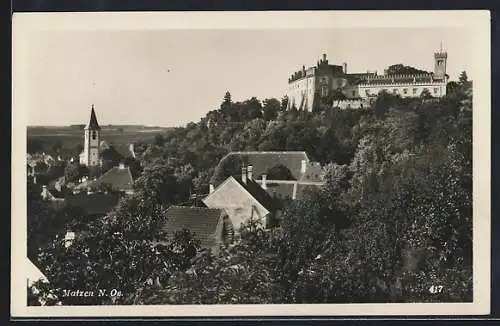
365;89;370;96
433;88;439;94
412;88;418;95
393;89;397;94
352;90;355;97
92;131;96;140
403;89;408;94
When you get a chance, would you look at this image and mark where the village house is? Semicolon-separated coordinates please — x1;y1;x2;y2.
72;163;135;195
210;151;326;201
203;166;277;233
162;206;234;252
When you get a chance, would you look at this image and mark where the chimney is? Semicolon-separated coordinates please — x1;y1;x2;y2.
343;62;347;74
322;53;327;62
301;159;307;174
241;166;247;184
41;185;48;199
64;231;75;248
261;174;267;190
247;165;253;181
292;182;298;200
209;184;215;193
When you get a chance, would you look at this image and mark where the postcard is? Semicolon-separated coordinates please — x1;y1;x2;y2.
12;10;491;317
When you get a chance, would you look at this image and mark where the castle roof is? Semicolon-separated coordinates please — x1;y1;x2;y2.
87;105;100;130
162;206;224;248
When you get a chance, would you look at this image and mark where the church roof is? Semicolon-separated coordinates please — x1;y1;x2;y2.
87;105;100;130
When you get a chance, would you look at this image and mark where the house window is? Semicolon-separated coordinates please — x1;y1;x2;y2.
403;88;408;94
434;88;439;94
92;131;96;140
413;88;418;95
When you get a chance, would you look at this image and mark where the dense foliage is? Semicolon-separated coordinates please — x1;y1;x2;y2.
29;73;473;304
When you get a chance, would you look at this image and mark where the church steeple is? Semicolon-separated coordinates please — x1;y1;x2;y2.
79;104;102;168
88;104;100;130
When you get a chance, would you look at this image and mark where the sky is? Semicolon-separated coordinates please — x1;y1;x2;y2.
22;27;473;127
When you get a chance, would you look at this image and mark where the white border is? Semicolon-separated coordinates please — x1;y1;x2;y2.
12;10;491;317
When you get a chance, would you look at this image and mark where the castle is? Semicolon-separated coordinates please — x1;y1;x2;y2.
287;50;449;111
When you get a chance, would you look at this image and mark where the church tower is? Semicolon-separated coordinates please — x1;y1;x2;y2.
80;105;101;167
434;47;448;77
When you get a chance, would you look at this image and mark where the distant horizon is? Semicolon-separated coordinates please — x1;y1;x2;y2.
16;18;474;127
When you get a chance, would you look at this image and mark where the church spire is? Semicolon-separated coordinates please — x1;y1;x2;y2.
88;104;100;130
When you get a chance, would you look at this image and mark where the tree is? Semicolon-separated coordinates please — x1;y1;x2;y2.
263;98;280;121
154;134;166;147
386;64;429;75
458;71;469;85
262;164;295;180
64;162;88;183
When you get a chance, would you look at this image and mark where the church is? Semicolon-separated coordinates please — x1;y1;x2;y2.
79;105;104;167
287;49;449;111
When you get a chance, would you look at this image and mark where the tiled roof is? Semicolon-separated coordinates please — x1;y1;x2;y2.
65;193;120;216
216;151;310;181
162;206;223;248
233;177;277;212
76;166;134;192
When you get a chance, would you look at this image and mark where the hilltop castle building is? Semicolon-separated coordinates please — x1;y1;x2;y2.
79;105;102;167
287;50;449;111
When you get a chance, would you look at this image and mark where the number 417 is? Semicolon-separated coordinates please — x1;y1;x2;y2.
429;285;443;294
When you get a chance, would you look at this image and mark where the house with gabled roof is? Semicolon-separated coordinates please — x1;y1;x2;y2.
210;151;326;203
73;163;134;195
162;206;233;251
203;166;277;233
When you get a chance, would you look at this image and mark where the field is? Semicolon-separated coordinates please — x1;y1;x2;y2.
27;125;172;158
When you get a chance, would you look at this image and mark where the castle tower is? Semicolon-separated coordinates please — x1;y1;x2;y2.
434;46;448;76
80;105;101;167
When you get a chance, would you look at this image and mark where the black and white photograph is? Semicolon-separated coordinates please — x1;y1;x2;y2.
12;10;491;317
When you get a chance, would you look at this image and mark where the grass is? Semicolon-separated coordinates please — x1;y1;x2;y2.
27;125;172;158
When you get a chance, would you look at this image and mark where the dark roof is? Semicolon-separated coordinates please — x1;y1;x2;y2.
162;206;223;248
65;193;120;216
83;166;134;192
88;105;100;130
234;177;277;212
218;151;310;181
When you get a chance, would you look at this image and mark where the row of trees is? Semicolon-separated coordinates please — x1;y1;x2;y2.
29;71;472;304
